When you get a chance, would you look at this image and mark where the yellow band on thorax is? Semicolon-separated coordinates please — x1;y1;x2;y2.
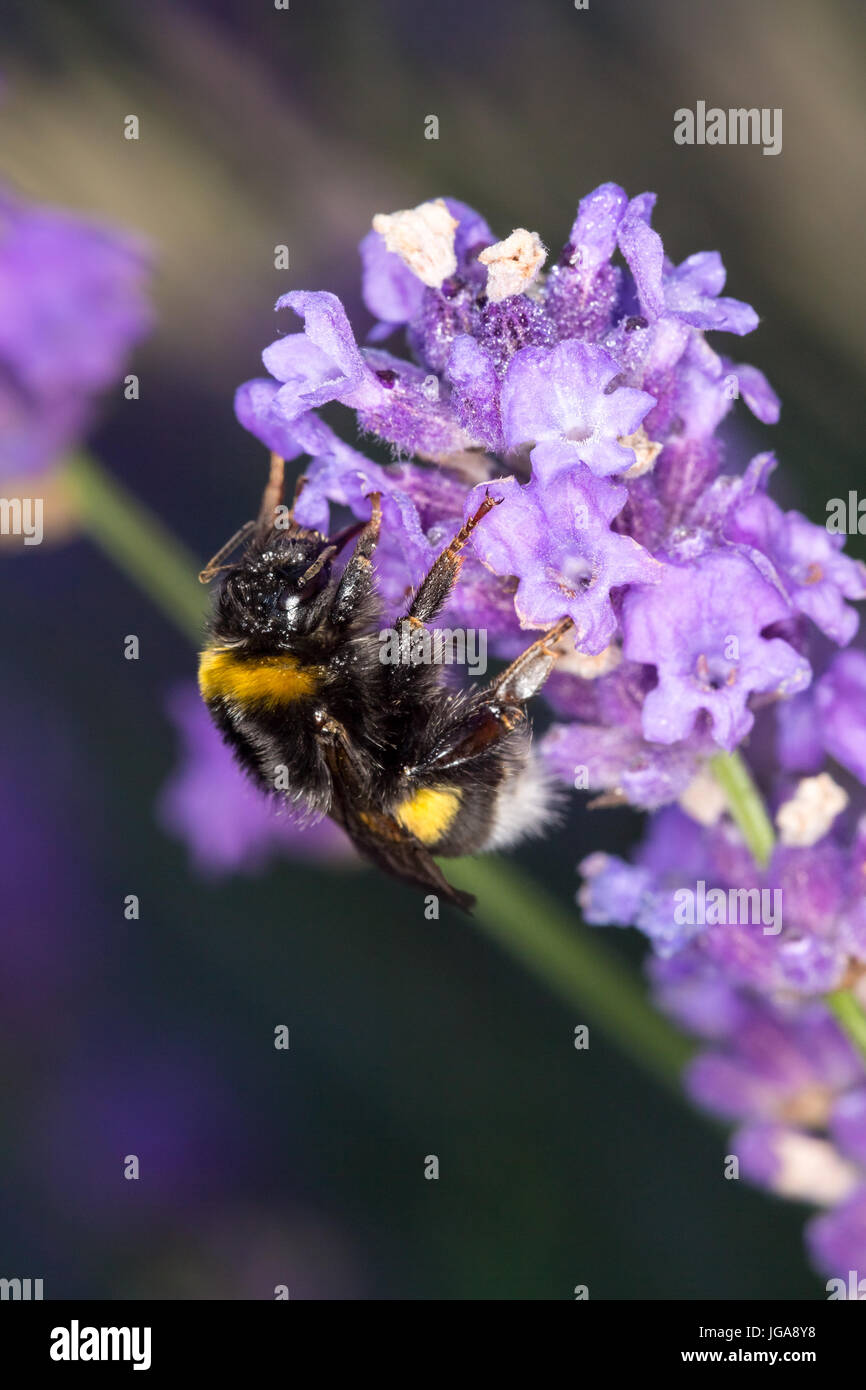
198;648;322;707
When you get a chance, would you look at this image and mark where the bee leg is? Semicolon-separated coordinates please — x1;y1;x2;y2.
257;451;286;531
329;492;382;626
416;619;574;774
486;617;574;703
405;491;501;623
419;704;528;775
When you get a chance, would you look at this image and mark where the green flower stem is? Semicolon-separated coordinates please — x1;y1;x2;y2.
60;451;207;645
447;856;692;1091
64;448;693;1094
711;750;866;1066
710;750;775;867
827;989;866;1061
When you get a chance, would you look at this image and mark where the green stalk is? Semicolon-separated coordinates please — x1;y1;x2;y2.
61;452;207;644
710;750;775;867
827;989;866;1060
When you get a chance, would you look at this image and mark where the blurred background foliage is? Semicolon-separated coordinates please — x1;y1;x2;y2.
2;0;864;1297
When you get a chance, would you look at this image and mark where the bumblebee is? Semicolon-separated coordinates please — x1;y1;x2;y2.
198;453;572;911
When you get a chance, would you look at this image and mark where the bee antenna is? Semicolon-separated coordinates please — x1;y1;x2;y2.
298;545;337;588
198;519;256;583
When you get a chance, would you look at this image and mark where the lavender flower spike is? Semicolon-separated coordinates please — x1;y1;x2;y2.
0;186;152;475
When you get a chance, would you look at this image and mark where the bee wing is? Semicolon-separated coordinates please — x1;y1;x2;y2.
331;798;475;913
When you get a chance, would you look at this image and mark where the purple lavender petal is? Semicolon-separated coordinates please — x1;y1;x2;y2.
566;182;628;278
731;1122;788;1189
617;204;666;321
542;721;700;809
618;201;758;338
830;1088;866;1166
468;468;661;653
544;182;627;340
358;346;475;459
408;281;477;374
445;334;504;452
730;362;781;423
647;950;749;1041
686;1008;853;1122
728;496;866;645
499;339;655;471
664;252;759;335
266;289;376;412
689;450;777;535
816;651;866;784
359;226;425;328
776;689;826;774
806;1185;866;1285
578;852;653;927
622;551;812;748
233;378;306;460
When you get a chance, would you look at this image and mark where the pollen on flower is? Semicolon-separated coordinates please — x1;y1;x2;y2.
621;426;663;479
553;642;623;680
776;773;849;848
478;228;547;304
770;1132;859;1206
678;765;728;826
371;199;459;289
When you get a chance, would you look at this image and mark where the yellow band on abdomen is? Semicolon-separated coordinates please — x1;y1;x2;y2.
199;648;322;707
393;786;462;845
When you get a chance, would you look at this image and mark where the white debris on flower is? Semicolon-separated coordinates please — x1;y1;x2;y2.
781;1084;834;1129
770;1131;859;1206
371;199;458;289
621;426;663;479
478;228;547;303
553;641;622;680
776;773;849;848
679;765;728;826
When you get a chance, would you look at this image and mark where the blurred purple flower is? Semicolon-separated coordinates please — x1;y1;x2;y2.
37;1040;256;1230
159;684;351;876
0;186;152;474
